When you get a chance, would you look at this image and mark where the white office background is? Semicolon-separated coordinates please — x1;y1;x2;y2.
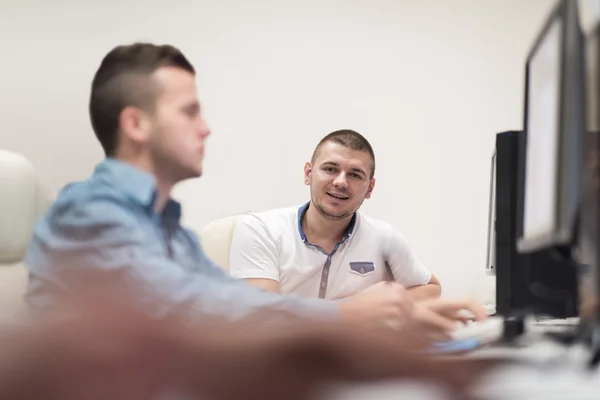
1;0;599;302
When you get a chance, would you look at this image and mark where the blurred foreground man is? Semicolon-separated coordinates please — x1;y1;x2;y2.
0;287;500;400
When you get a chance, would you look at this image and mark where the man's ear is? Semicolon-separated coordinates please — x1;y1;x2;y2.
119;106;152;146
303;162;312;186
365;178;376;199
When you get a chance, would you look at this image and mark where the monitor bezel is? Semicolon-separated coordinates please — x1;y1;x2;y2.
516;0;583;254
486;149;497;276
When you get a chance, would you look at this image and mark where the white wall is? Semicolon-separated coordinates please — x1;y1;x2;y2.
0;0;571;300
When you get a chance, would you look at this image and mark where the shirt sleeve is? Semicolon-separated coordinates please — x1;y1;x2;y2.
229;214;281;282
24;196;338;323
385;226;432;287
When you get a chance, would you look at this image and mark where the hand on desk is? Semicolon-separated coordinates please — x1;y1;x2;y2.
414;298;489;334
0;289;499;400
341;282;488;335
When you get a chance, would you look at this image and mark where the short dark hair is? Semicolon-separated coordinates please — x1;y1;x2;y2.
89;43;195;156
311;129;376;178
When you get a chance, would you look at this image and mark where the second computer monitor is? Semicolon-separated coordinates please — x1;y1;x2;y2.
517;0;584;254
577;19;600;331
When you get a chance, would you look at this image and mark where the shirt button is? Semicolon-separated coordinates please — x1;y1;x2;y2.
324;269;328;275
321;281;326;287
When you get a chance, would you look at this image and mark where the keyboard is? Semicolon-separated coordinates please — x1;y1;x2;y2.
452;316;504;344
426;317;504;354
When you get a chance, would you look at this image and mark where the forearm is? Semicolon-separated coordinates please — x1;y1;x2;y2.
41;254;339;325
242;278;281;293
203;265;339;322
407;283;441;301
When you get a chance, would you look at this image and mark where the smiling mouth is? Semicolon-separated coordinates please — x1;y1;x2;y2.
327;192;350;200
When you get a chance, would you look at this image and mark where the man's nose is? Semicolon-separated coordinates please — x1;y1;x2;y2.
198;117;211;138
333;173;348;189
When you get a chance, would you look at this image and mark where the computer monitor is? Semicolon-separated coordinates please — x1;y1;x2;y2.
517;0;584;254
486;149;497;276
490;130;578;323
578;21;600;360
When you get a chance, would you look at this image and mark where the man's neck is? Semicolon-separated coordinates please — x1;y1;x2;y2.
113;153;173;214
153;179;173;214
303;203;353;244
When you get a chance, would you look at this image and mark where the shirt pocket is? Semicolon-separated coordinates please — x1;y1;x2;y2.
349;261;376;277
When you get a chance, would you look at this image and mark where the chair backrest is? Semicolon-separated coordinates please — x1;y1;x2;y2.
0;149;50;317
199;214;247;272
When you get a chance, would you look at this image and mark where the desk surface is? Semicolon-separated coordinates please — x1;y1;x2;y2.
327;345;600;400
326;317;600;400
461;316;578;358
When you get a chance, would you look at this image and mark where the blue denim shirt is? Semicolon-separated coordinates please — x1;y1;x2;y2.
24;158;338;322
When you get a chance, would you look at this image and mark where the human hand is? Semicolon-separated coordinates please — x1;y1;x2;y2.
186;316;504;400
413;298;488;334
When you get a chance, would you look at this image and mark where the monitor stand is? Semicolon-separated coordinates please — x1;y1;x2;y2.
502;315;526;342
578;317;600;368
499;312;580;348
491;314;528;348
590;325;600;367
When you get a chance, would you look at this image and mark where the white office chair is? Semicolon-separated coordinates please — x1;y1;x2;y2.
0;149;51;318
199;213;249;272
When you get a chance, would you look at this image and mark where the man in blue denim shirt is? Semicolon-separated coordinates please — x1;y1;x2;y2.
25;43;485;329
23;43;420;325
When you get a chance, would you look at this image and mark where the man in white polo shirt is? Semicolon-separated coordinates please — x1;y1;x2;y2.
229;129;441;301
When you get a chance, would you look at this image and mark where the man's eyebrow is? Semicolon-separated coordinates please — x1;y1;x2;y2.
350;168;367;176
183;102;201;113
321;162;366;176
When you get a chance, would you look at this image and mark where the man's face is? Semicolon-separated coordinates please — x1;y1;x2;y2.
304;142;375;220
146;66;211;183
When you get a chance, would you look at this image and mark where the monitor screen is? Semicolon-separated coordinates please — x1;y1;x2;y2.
522;19;563;245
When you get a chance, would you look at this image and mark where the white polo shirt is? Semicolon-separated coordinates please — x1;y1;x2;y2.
228;203;432;299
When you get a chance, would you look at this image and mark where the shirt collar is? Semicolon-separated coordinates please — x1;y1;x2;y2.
296;201;356;243
93;158;182;220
